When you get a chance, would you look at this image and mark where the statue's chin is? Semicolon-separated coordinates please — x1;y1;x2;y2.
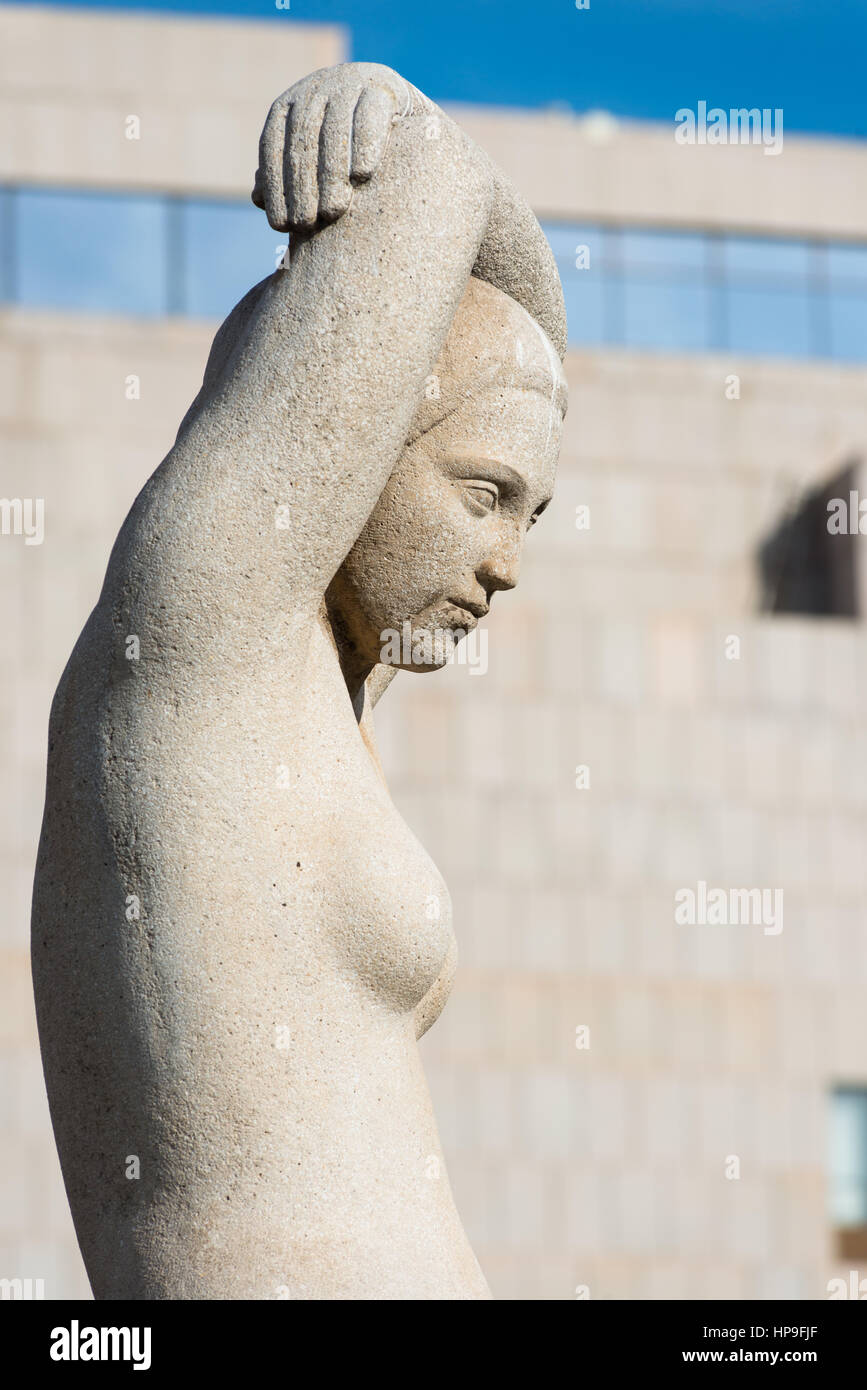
376;616;472;672
395;657;449;675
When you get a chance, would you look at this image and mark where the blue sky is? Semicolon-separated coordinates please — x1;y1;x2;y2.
13;0;867;139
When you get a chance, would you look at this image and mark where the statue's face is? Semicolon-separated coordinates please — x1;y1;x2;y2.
328;382;564;674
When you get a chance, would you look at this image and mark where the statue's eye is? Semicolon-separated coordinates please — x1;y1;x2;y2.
463;483;498;512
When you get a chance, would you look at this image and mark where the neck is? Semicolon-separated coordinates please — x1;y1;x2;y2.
320;596;375;718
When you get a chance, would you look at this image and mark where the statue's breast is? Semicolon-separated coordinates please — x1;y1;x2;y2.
267;623;458;1016
306;783;455;1014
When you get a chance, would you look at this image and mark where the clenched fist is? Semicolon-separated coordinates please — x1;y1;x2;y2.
252;62;432;233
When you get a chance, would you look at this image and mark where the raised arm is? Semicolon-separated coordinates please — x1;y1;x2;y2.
159;68;490;610
108;66;563;668
251;65;567;359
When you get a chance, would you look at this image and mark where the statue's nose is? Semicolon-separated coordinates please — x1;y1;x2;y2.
477;536;521;596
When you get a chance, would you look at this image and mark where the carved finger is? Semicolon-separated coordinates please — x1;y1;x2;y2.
285;89;329;229
259;92;293;230
317;93;356;223
350;86;396;184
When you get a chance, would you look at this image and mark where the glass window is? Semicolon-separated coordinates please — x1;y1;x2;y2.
0;186;14;302
758;463;858;617
180;199;281;320
722;234;812;283
545;221;612;347
826;243;867;286
17;188;167;316
543;221;609;276
561;275;606;345
829;1087;867;1228
5;191;867;366
621;277;712;352
726;285;814;358
829;289;867;362
620;228;708;275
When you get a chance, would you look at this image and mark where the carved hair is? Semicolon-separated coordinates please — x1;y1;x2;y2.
407;275;568;445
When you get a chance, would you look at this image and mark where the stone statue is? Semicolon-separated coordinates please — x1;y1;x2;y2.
31;63;567;1300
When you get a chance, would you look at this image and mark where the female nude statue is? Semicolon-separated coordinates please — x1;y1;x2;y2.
31;63;567;1300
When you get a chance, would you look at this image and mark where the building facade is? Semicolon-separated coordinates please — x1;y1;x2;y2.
2;4;866;1300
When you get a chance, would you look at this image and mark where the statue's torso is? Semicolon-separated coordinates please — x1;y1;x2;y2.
32;601;490;1299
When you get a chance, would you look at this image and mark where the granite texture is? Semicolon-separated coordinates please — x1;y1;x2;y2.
31;62;567;1300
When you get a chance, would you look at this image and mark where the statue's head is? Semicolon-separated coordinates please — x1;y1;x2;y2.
327;276;567;674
